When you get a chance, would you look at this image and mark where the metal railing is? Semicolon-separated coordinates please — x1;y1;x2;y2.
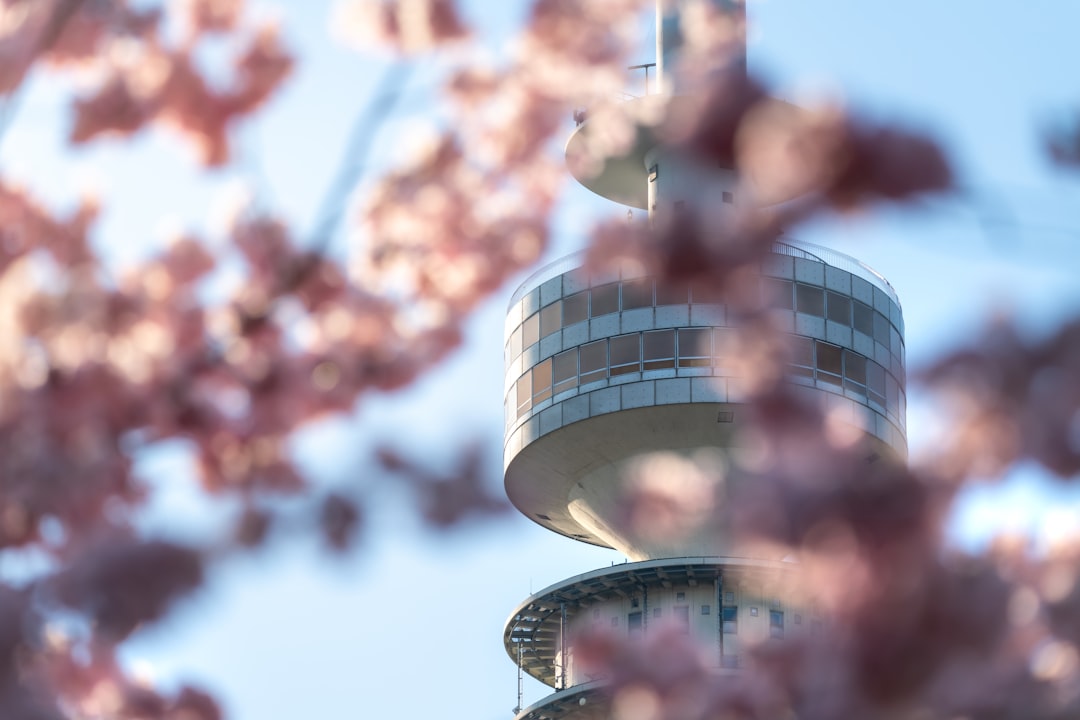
508;240;901;311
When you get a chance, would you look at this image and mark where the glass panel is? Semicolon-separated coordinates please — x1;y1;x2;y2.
579;340;607;384
533;358;552;403
643;329;675;370
853;301;873;336
763;278;794;310
769;610;784;638
868;361;886;406
655;280;690;305
509;326;522;359
622;278;654;309
796;284;825;316
628;612;643;637
826;291;851;325
522;312;539;348
844;351;866;395
609;334;641;376
722;606;737;634
562;291;588;326
873;311;891;345
887;372;899;414
817;341;843;382
591;283;619;316
540;302;561;338
516;370;532;417
788;336;814;378
844;350;867;384
678;328;711;367
553;349;578;394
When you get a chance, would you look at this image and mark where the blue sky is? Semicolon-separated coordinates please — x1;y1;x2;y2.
4;1;1080;719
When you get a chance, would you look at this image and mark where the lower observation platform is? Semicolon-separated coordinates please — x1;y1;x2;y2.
504;556;800;689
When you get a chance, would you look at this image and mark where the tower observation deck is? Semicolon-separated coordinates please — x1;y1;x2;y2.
501;3;907;718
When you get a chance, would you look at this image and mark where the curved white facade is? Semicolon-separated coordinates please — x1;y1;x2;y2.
503;243;906;559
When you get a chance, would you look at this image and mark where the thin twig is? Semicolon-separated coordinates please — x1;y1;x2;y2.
306;60;415;254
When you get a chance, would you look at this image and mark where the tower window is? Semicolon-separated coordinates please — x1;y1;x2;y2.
522;312;540;348
677;328;711;367
853;300;874;335
701;605;711;615
552;349;579;394
579;340;607;384
562;291;589;326
643;329;676;370
622;278;654;310
796;283;825;317
722;606;737;634
722;191;733;204
826;291;851;325
770;610;784;638
816;341;843;387
609;334;642;376
540;301;561;338
591;283;619;316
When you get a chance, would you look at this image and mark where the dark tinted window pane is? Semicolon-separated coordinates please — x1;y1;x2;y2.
622;278;654;309
844;350;867;385
763;278;793;310
873;311;891;345
562;292;588;325
770;610;784;638
643;329;675;370
523;312;539;348
553;349;578;393
655;280;689;305
678;328;711;367
533;358;552;403
591;284;619;316
579;340;607;383
628;612;643;637
853;301;873;335
788;336;814;378
796;284;825;316
609;334;640;375
826;291;851;325
790;336;813;367
817;342;842;375
540;302;561;338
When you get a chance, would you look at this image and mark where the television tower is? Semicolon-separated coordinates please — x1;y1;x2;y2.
502;2;907;717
